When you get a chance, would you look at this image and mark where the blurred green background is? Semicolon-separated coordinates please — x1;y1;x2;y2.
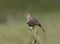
0;0;60;44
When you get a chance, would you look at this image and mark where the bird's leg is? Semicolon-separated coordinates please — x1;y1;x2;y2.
29;27;35;32
29;27;33;30
29;27;33;33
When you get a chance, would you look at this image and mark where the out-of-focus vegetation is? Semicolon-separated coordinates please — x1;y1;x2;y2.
0;0;60;44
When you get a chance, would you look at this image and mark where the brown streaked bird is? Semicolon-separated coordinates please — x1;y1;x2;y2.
24;12;44;32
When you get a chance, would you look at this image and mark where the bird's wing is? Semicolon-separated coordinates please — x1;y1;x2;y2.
30;15;40;24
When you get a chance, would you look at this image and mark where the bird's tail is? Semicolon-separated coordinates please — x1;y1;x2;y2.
38;24;45;32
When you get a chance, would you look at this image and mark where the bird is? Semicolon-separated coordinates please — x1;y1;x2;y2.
24;12;44;32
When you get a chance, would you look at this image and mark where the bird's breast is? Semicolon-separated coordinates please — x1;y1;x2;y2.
26;15;33;22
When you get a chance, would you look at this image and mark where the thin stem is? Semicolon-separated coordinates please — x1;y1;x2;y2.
28;27;40;44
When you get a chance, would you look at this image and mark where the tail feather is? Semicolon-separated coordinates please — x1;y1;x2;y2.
38;24;45;32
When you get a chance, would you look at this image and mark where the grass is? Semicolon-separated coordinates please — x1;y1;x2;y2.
0;13;60;44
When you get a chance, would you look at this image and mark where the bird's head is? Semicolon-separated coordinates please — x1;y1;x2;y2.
24;12;30;17
25;12;29;15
